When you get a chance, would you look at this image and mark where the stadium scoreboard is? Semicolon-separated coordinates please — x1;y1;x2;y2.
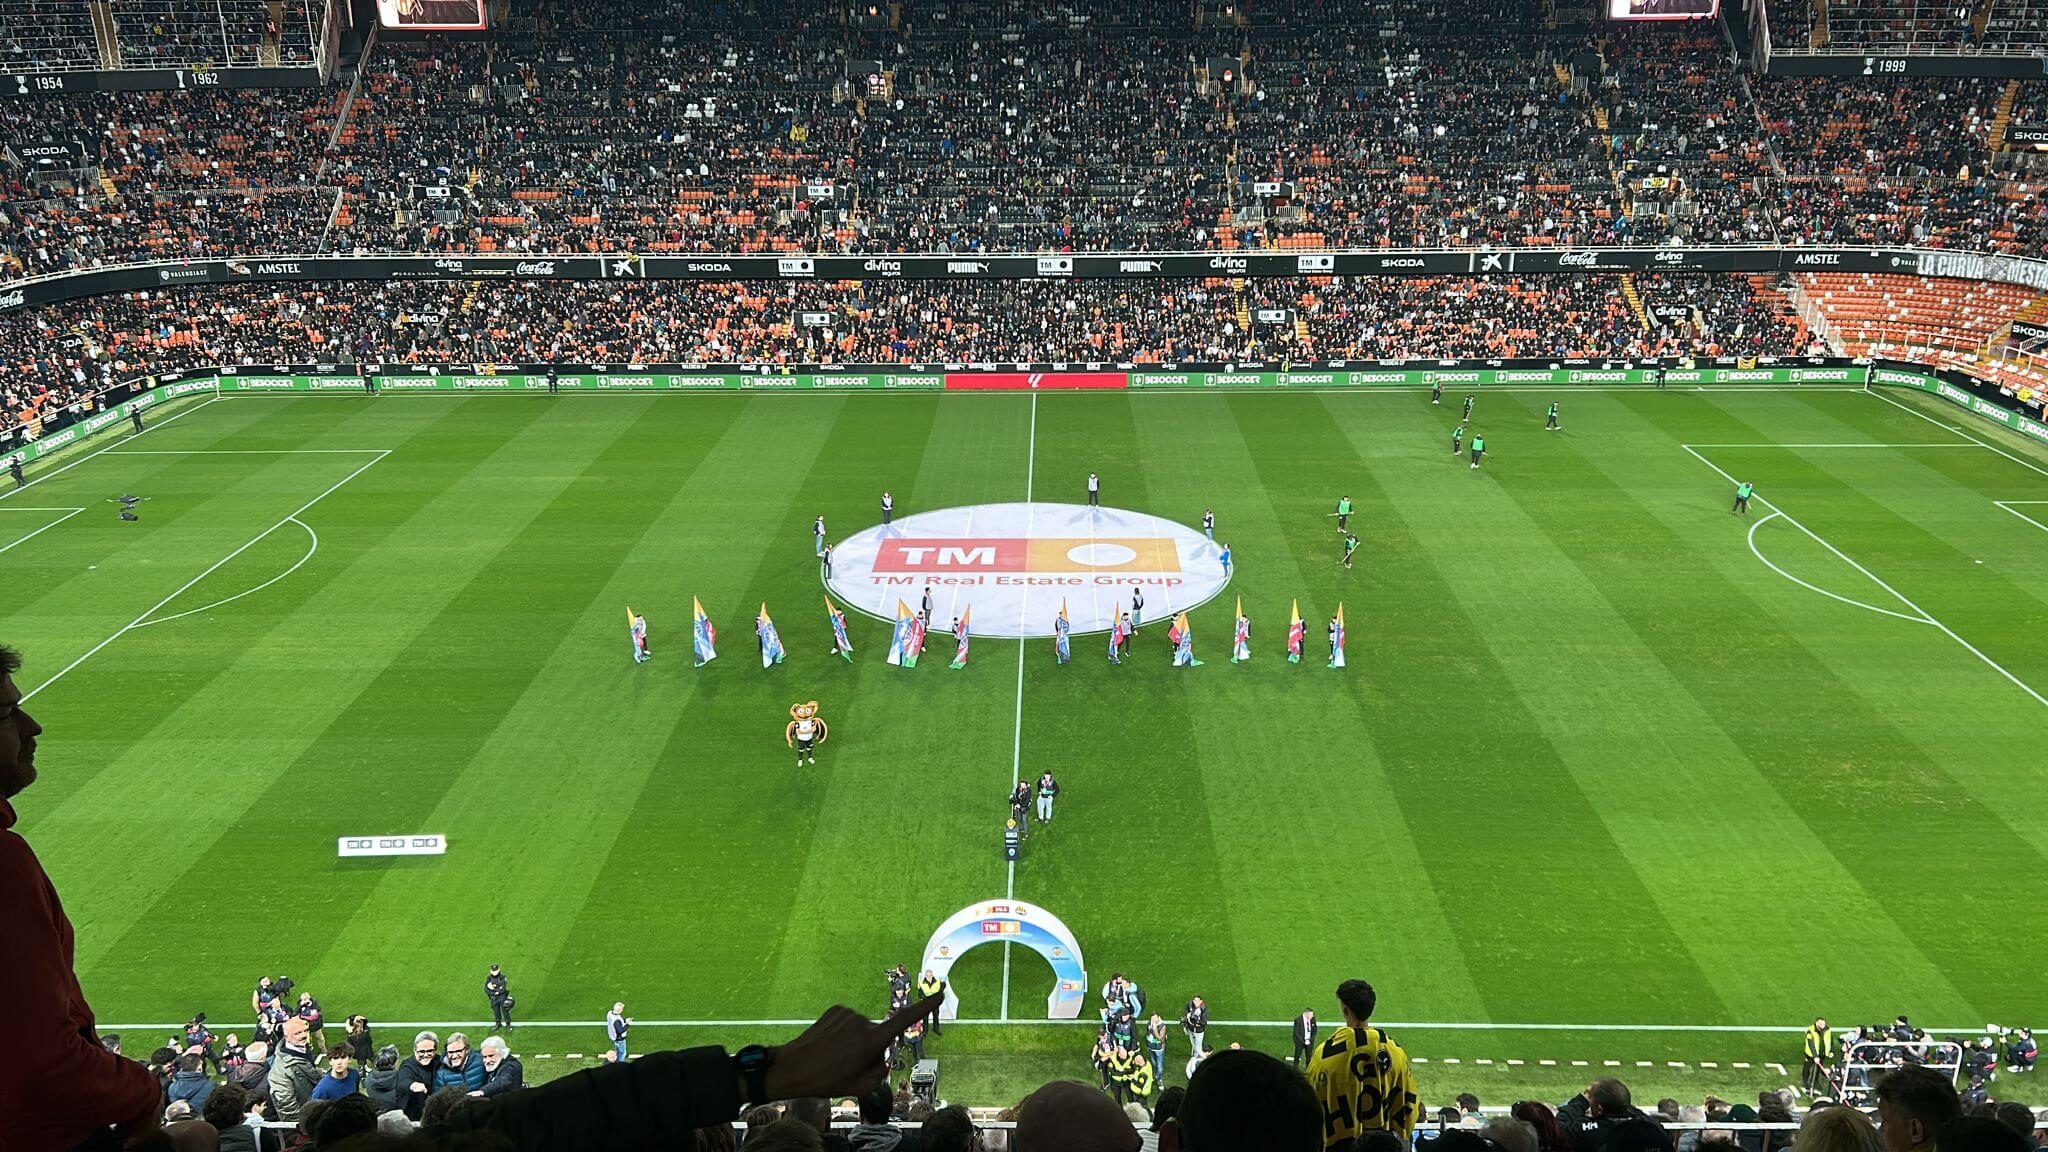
378;0;486;30
1608;0;1717;18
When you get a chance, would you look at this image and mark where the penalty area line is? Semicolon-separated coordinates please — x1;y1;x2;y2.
0;394;225;503
1684;444;2048;712
0;506;88;554
22;451;391;704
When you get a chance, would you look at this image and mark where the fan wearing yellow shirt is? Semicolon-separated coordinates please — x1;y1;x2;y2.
1305;979;1418;1150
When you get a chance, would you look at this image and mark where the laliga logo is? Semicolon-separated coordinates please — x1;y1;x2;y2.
828;502;1227;639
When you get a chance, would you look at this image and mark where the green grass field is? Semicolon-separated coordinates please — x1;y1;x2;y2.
5;383;2047;1109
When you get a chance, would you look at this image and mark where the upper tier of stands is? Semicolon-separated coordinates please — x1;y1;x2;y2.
1766;0;2048;53
0;0;318;70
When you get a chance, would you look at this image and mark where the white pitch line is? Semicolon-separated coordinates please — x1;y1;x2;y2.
100;448;387;455
1747;512;1931;625
1685;444;2048;711
0;506;87;554
22;451;390;703
0;393;223;503
130;517;319;628
93;1016;1836;1033
1684;443;1976;449
1864;386;2048;482
1995;501;2048;536
1002;390;1038;1021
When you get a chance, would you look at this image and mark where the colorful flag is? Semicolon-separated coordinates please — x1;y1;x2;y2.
1173;611;1203;667
905;613;926;668
629;607;649;664
1232;596;1251;664
1108;603;1127;664
757;603;786;668
1054;599;1071;664
825;595;853;662
692;597;717;667
1328;603;1346;669
949;607;972;669
1287;598;1304;664
887;599;918;667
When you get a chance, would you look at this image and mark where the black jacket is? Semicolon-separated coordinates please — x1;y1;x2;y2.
437;1045;742;1151
364;1066;402;1113
1294;1014;1318;1047
395;1055;439;1120
482;1055;526;1097
1556;1095;1652;1152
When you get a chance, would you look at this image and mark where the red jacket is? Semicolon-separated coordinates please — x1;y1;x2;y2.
0;799;159;1150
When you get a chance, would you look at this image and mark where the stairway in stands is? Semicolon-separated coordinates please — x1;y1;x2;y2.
1989;80;2020;152
1619;275;1651;330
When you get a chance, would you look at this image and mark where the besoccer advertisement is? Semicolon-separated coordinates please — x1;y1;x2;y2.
828;503;1228;638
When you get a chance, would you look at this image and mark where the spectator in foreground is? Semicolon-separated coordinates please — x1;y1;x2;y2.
268;1016;321;1121
432;1032;485;1095
919;1104;977;1152
168;1051;217;1113
747;1118;829;1152
848;1081;917;1152
1990;1103;2038;1143
788;1096;850;1152
1797;1105;1886;1152
1935;1117;2031;1152
1558;1079;1651;1152
365;1044;403;1112
1015;1079;1139;1152
1174;1047;1321;1152
1307;979;1418;1146
478;1035;523;1097
314;1045;364;1101
396;1032;440;1120
1877;1066;1962;1152
1486;1116;1542;1152
201;1082;257;1152
0;644;163;1151
1515;1100;1575;1152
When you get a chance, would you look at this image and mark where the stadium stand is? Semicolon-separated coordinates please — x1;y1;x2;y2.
0;0;99;71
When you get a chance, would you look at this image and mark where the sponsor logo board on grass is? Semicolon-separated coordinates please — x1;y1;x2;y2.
827;503;1227;638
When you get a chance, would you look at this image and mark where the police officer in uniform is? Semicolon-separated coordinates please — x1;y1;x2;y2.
486;965;513;1031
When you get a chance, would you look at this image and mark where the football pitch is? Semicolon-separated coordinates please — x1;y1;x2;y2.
5;383;2047;1106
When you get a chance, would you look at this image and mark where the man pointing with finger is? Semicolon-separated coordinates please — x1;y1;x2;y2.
434;992;946;1150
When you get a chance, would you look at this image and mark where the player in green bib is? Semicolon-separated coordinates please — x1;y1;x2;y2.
1451;423;1465;455
1342;533;1359;570
1469;434;1486;469
1733;480;1754;515
1545;402;1559;430
1333;496;1352;531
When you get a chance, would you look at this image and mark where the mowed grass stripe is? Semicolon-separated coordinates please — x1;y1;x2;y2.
66;398;637;1005
1322;390;1733;1025
531;396;937;1019
1461;392;1980;1023
293;396;762;1010
1145;393;1489;1021
757;396;1030;1013
11;395;498;817
1585;392;2048;1020
1010;394;1250;1020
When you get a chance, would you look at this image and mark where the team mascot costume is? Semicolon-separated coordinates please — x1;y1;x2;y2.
785;700;831;766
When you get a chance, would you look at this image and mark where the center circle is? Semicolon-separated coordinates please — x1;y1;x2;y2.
825;502;1228;640
1066;542;1138;567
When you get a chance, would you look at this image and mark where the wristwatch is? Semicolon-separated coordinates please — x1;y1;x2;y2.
735;1044;775;1103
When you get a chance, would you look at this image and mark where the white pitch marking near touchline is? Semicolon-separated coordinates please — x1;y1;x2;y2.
0;394;223;503
100;448;394;455
1683;444;1978;450
22;450;390;704
1685;444;2048;712
0;506;87;554
1863;386;2048;482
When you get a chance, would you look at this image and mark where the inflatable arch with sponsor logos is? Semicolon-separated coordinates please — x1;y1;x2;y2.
921;900;1088;1020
